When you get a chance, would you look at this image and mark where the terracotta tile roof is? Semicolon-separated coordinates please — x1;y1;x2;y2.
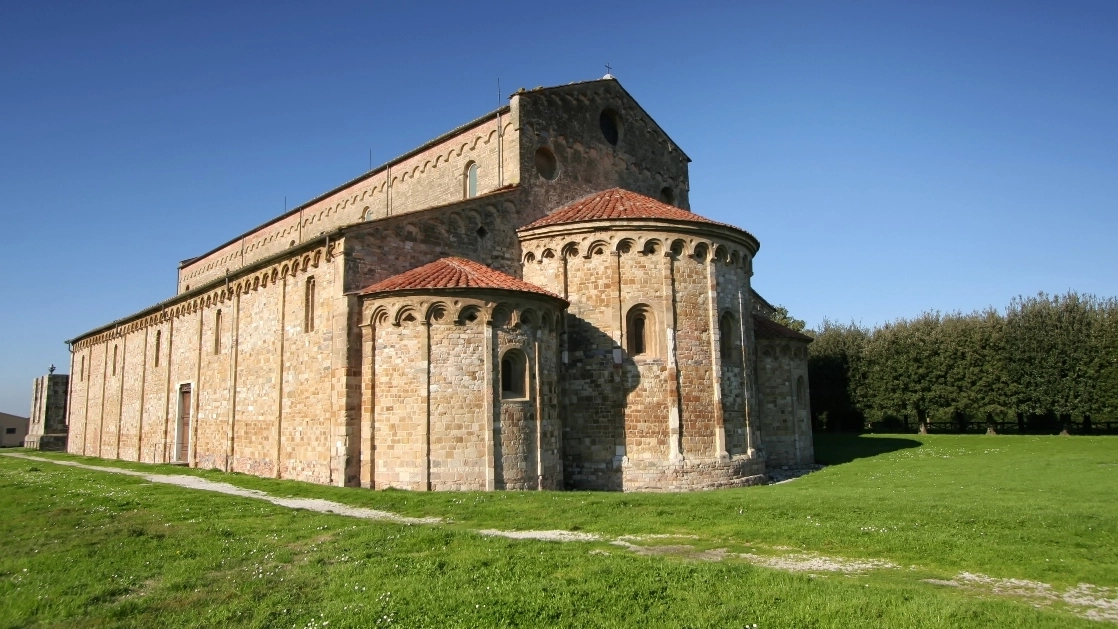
520;188;732;230
356;257;565;302
753;315;814;342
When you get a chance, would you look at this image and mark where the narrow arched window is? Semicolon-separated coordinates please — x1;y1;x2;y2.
465;162;479;199
112;345;118;376
500;349;527;399
214;310;222;355
719;312;738;363
630;314;646;355
305;277;315;332
154;330;162;367
796;376;806;406
626;304;655;357
80;355;85;381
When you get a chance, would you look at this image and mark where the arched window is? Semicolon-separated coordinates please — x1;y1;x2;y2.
659;186;675;206
112;345;118;376
796;376;806;406
305;277;315;332
214;310;222;355
154;330;162;367
465;162;478;198
501;349;527;399
626;305;656;357
80;355;85;381
719;312;738;363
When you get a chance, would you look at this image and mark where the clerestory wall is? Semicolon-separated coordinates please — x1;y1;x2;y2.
178;109;519;294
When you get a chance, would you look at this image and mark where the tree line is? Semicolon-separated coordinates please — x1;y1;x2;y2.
804;292;1118;434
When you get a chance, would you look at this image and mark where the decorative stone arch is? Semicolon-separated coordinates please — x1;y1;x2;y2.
561;242;580;259
517;308;537;328
491;304;513;328
616;238;636;254
642;238;662;255
394;305;419;326
669;239;686;257
692;242;710;262
714;244;728;263
730;250;740;265
523;251;536;264
540;310;553;330
541;248;556;261
585;240;610;258
625;304;659;358
368;305;391;327
425;302;449;324
456;305;482;325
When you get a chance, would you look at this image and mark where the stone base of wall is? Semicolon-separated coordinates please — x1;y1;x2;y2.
23;434;68;452
621;455;766;491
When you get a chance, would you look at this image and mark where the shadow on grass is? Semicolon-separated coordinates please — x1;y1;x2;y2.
812;433;922;465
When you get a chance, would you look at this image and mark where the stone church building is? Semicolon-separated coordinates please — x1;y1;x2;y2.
64;77;813;491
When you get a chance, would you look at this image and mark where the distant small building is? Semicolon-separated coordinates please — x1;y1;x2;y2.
0;412;29;447
25;372;69;451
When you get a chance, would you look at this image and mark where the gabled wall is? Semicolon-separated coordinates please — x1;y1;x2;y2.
515;80;692;221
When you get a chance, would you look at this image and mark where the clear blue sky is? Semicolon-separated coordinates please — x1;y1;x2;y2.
1;1;1115;415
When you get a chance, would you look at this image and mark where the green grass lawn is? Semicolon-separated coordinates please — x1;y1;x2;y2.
1;434;1115;628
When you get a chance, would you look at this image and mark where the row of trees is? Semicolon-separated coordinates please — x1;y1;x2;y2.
805;292;1118;433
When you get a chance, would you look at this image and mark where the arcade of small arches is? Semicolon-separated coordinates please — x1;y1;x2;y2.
362;299;558;331
519;232;754;274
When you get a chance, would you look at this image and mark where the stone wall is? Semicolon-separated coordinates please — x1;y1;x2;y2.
515;80;692;221
519;220;761;490
26;373;69;450
756;338;814;467
359;292;564;491
68;240;346;485
342;190;526;293
178;110;519;293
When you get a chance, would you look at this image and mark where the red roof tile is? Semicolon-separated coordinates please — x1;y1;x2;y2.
752;315;813;342
356;257;565;302
520;188;732;230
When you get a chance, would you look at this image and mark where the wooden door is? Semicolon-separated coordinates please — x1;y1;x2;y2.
178;384;192;462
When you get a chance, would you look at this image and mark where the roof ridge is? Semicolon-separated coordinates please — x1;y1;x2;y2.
519;187;743;232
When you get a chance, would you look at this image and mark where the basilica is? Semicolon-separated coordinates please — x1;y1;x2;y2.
63;76;813;491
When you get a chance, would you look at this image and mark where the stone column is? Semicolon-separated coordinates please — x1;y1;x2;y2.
663;249;683;462
705;251;728;461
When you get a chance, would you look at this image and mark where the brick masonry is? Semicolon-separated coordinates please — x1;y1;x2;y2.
63;77;812;491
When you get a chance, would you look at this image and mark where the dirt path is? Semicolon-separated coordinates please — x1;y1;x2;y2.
5;452;1115;623
2;452;439;525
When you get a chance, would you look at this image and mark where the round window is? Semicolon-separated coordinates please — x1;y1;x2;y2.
534;147;559;181
599;109;621;145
